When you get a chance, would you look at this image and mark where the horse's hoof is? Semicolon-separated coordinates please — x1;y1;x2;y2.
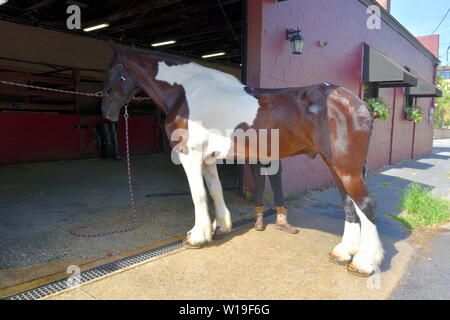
212;229;228;240
182;237;203;249
347;263;374;277
328;252;351;266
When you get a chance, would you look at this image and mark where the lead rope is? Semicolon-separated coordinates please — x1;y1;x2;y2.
0;80;151;101
70;104;141;237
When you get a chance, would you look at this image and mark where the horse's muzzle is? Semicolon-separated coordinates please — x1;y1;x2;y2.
101;101;118;122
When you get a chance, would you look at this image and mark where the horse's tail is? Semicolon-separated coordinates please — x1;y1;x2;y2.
361;100;375;137
362;160;368;179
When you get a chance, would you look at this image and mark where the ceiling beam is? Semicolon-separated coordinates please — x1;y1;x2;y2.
135;22;242;43
99;0;241;35
162;34;242;49
84;0;182;27
25;0;60;11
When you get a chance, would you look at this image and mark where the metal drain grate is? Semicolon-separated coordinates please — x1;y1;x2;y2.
6;241;183;300
5;210;274;300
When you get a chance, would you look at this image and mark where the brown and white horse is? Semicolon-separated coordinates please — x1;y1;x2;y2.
101;47;384;277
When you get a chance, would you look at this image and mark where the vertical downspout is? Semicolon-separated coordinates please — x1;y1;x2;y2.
411;122;416;159
431;63;437;151
388;88;397;165
411;97;417;159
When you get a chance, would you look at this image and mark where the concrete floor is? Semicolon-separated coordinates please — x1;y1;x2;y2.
43;140;450;300
0;154;250;291
43;200;414;300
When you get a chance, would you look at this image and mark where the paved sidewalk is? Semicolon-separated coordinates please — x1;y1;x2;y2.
45;140;450;300
389;139;450;300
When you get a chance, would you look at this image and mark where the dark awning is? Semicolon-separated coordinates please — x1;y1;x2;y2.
362;43;418;88
406;71;442;97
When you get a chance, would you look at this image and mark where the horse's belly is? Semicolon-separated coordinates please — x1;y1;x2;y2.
186;121;233;157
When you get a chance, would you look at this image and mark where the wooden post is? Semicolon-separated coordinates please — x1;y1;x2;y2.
72;68;84;156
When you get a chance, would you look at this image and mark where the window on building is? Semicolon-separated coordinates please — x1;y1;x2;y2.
438;69;450;79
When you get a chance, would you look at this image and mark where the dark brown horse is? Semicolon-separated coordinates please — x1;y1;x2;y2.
101;46;383;277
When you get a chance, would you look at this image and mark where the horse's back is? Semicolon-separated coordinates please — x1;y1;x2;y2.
244;83;339;95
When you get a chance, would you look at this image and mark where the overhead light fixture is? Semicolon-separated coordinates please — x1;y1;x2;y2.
151;40;177;47
202;52;226;59
83;23;109;32
286;28;305;54
0;0;8;6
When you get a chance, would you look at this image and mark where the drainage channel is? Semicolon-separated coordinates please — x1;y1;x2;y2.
5;213;268;300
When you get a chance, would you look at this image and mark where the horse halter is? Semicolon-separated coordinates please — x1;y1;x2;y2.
102;50;139;105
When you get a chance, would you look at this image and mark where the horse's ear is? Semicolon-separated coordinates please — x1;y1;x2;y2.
109;40;118;54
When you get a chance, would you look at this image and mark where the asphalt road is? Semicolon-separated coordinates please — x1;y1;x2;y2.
390;226;450;300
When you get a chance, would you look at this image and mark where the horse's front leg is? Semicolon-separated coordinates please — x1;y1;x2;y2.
202;161;232;238
178;150;212;248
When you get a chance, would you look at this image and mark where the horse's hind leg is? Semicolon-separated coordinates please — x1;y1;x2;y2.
337;171;384;276
179;150;212;248
329;172;361;266
202;161;232;238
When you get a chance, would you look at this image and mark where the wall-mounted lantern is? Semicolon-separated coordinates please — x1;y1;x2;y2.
286;28;305;54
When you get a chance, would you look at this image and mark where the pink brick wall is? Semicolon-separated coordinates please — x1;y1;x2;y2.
244;0;436;194
366;88;394;169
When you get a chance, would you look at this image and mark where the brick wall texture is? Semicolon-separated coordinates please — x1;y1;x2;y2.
244;0;436;194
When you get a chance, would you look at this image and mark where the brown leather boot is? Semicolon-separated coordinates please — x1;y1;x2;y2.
254;206;265;231
275;206;299;234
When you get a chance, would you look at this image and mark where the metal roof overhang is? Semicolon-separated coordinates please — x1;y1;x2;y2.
362;43;418;88
407;72;442;98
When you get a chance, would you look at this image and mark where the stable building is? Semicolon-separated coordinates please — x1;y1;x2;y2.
0;0;441;296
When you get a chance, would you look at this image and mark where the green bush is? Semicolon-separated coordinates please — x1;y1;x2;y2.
396;183;450;229
365;98;390;120
404;105;423;123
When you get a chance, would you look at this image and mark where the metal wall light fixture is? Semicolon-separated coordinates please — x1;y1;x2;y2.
286;28;305;54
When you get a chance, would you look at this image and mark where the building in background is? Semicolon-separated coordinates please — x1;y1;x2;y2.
438;66;450;84
375;0;391;12
243;0;441;192
417;34;440;57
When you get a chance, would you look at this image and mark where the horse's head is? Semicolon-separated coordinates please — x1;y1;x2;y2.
101;46;137;122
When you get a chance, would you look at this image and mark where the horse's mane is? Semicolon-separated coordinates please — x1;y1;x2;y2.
129;47;191;65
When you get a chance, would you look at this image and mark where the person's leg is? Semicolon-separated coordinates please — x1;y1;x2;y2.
250;163;266;206
268;160;299;234
267;160;285;207
250;163;266;231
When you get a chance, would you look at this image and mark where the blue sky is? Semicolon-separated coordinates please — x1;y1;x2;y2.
390;0;450;65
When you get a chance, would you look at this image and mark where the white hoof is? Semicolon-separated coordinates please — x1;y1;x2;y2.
185;224;212;247
215;211;232;234
348;252;379;275
331;243;356;262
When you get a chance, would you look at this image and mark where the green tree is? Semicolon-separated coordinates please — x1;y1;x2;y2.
435;76;450;128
